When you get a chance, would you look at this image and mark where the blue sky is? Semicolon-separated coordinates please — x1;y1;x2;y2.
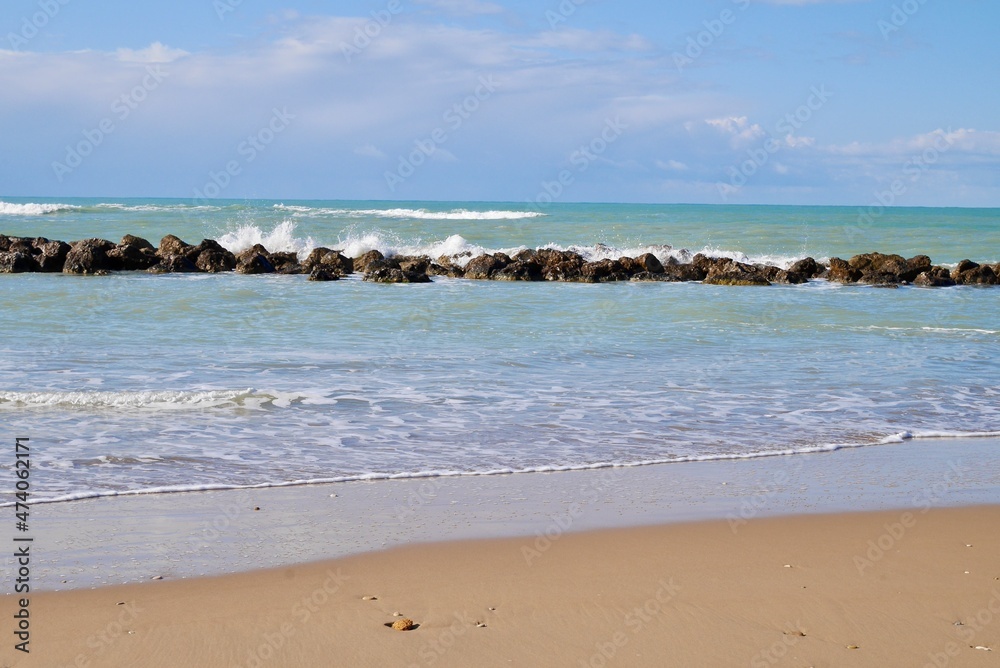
1;0;998;205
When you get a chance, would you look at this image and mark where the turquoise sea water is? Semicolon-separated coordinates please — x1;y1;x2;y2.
1;198;998;505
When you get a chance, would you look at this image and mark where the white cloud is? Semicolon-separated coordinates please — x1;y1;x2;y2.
656;159;689;171
354;144;386;159
415;0;503;15
115;42;188;64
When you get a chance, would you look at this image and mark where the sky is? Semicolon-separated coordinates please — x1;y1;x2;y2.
1;0;998;206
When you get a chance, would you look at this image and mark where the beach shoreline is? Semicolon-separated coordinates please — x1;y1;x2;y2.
16;435;1000;592
4;504;999;667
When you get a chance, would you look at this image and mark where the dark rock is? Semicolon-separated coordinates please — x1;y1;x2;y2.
108;235;159;271
772;270;808;285
157;235;191;258
494;260;543;281
396;256;432;276
64;238;115;275
0;235;11;252
952;260;998;285
579;259;630;282
308;267;341;282
235;248;276;275
464;254;508;280
906;255;933;279
662;263;707;282
353;250;385;273
846;252;916;284
914;270;956;287
0;252;36;273
634;253;664;274
513;249;537;263
363;267;431;283
35;240;70;272
268;252;302;274
195;250;236;273
827;257;862;283
303;248;353;275
703;259;771;286
148;255;199;274
789;257;821;279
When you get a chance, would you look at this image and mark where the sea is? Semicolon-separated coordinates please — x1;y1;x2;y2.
1;198;998;507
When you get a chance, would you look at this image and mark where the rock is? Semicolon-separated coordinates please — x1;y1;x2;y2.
148;255;199;273
661;263;707;282
846;252;920;284
464;254;508;280
906;255;933;278
235;246;275;274
64;238;115;275
0;235;11;252
634;253;664;274
268;251;302;274
303;248;353;275
772;270;808;285
579;259;629;282
827;257;862;283
0;252;36;273
157;234;191;258
952;260;998;285
391;618;415;631
703;259;771;286
195;249;237;273
914;270;956;287
363;267;432;283
396;255;431;276
108;235;159;271
788;257;822;279
34;240;71;272
433;255;467;278
308;267;341;282
494;260;542;281
353;250;385;273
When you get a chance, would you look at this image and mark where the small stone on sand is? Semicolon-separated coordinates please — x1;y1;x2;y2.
847;645;860;650
151;576;163;580
391;618;415;631
393;612;403;617
363;596;378;601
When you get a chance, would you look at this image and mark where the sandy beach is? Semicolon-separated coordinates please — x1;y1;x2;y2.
2;504;998;667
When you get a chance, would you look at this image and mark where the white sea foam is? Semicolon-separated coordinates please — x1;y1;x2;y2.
95;203;220;212
273;204;545;220
0;389;258;409
216;220;316;259
8;429;999;508
0;201;79;215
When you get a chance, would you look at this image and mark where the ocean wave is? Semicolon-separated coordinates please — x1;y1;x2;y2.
215;221;807;269
216;220;316;258
273;204;546;220
94;203;221;213
0;389;260;409
8;429;999;508
0;201;79;216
